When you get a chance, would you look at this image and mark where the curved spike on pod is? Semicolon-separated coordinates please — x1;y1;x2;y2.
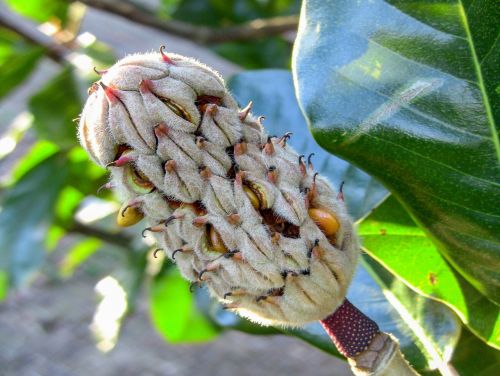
141;215;179;237
222;303;239;311
99;82;120;103
298;155;307;176
97;182;114;194
159;45;175;65
172;246;192;260
93;67;108;76
263;136;275;156
307;173;319;202
238;101;253;121
278;132;293;147
307;239;320;259
106;153;134;168
189;281;199;293
337;181;345;202
153;248;163;258
307;153;315;170
267;165;278;184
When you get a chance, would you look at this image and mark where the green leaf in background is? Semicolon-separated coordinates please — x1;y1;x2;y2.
293;0;500;304
0;270;8;301
450;327;500;376
0;140;59;187
359;195;500;348
5;0;68;24
168;0;298;68
0;153;68;287
29;67;82;149
150;267;219;343
59;237;101;278
228;70;388;219
213;37;291;69
0;28;44;100
170;0;300;26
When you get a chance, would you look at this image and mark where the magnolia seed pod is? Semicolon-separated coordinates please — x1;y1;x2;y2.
78;49;359;327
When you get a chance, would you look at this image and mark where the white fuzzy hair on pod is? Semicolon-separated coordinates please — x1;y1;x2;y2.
78;49;359;327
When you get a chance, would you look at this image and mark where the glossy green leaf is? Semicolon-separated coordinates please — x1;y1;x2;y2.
228;70;388;220
213;37;292;69
450;327;500;376
29;66;82;149
150;267;219;343
359;195;500;348
0;153;68;287
293;0;500;304
5;0;68;24
171;0;300;26
0;28;44;100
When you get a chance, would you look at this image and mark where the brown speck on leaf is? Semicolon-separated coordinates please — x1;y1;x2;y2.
428;272;437;286
379;229;387;236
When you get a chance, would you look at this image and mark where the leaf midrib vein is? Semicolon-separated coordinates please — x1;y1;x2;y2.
457;0;500;161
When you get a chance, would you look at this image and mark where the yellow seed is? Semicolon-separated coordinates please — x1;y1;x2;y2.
243;185;260;209
246;182;270;208
308;208;340;236
209;226;228;253
125;164;155;194
117;203;144;227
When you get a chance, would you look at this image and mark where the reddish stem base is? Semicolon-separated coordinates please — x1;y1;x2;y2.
320;299;380;358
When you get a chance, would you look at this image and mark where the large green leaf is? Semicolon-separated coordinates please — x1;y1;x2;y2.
293;0;500;304
0;28;44;101
359;195;499;348
0;153;68;287
450;327;500;376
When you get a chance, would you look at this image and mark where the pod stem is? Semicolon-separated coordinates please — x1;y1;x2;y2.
320;299;419;376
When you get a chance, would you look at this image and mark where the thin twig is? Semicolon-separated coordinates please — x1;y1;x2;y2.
69;222;134;249
0;11;67;63
76;0;299;44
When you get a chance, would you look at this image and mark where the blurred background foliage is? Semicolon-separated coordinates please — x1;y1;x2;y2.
0;1;498;375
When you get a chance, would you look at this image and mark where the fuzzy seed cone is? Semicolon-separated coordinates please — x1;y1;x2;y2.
78;50;360;326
